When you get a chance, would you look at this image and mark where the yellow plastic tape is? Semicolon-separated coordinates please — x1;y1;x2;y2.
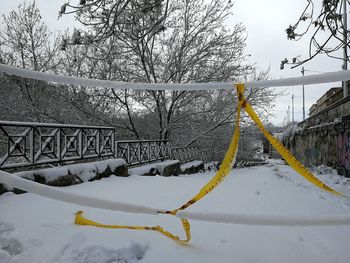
75;211;191;244
75;89;244;243
160;87;244;215
235;83;343;196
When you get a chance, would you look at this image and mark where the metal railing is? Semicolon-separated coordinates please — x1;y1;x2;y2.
171;146;214;163
0;121;115;169
0;120;218;169
115;140;170;166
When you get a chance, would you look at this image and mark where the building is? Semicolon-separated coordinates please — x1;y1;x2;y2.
309;87;343;116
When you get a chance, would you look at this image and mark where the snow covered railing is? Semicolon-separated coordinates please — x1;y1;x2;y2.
0;120;217;169
171;146;215;163
0;120;115;169
115;140;171;166
235;159;267;168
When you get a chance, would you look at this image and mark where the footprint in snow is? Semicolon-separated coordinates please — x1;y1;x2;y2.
0;221;23;256
0;237;22;256
54;234;148;263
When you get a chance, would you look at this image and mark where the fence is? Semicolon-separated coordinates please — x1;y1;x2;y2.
171;146;215;163
115;140;171;166
0;121;115;169
0;121;218;169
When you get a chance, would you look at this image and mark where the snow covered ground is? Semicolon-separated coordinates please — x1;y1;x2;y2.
1;159;350;263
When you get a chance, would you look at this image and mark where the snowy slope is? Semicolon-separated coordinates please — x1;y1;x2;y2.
1;160;350;263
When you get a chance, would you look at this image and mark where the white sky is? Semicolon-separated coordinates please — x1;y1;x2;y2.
0;0;346;125
230;0;344;125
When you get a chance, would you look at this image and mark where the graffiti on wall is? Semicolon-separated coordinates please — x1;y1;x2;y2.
304;147;321;166
336;132;350;173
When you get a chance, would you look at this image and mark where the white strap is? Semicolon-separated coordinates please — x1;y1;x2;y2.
1;170;349;226
1;63;349;90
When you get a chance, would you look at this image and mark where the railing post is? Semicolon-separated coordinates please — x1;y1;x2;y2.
113;132;117;158
160;141;164;161
165;140;170;159
29;127;34;165
138;142;141;163
127;142;131;165
57;128;61;162
97;129;101;157
79;128;83;159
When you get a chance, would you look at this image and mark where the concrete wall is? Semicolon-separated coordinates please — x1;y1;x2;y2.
284;116;350;177
284;96;350;177
336;130;350;176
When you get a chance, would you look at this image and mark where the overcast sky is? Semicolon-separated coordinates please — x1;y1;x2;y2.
230;0;344;125
1;0;345;125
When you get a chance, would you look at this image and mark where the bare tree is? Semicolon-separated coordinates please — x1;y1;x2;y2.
0;1;61;122
59;0;169;46
57;0;276;146
56;39;143;135
120;0;254;141
0;1;59;70
282;0;349;69
181;68;276;148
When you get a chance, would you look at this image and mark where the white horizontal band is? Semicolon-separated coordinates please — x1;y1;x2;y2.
1;170;349;226
245;70;350;88
1;63;349;90
176;210;350;226
0;170;161;215
0;64;233;91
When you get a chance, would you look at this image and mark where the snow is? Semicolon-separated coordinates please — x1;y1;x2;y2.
67;163;97;182
95;159;126;173
180;161;203;171
204;162;218;171
66;159;126;182
15;167;69;183
68;159;126;182
14;159;126;183
1;160;350;262
129;160;180;176
54;238;148;263
0;170;161;215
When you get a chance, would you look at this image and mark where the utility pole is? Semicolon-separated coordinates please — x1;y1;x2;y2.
301;67;305;120
292;94;295;123
343;0;348;97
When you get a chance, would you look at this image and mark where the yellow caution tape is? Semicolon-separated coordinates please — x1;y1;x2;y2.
75;88;244;243
235;83;343;196
161;86;244;215
75;211;191;244
75;93;243;243
75;83;344;244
